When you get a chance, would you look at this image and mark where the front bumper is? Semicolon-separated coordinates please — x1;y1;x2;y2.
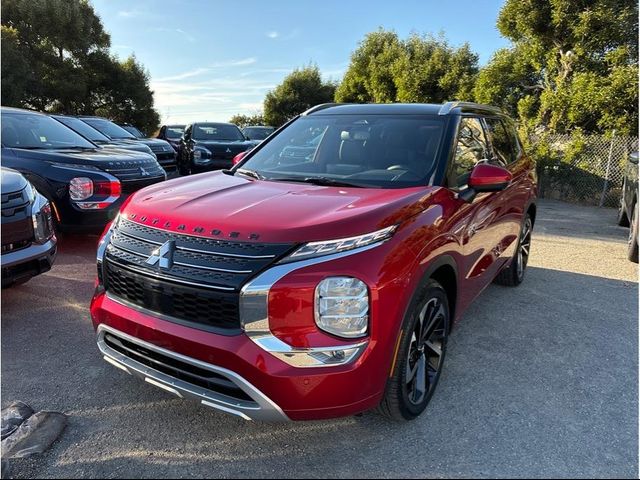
1;237;57;287
91;291;386;421
97;324;288;421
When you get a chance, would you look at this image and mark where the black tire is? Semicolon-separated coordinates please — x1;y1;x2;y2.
628;204;638;263
377;279;449;421
617;197;630;227
494;214;533;287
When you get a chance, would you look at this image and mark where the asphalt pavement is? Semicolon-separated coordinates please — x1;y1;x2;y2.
1;199;637;478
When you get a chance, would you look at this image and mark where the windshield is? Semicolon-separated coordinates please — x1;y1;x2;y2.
122;125;144;138
165;126;184;140
53;116;110;143
81;117;136;140
238;115;445;188
2;113;97;150
193;123;245;141
243;127;274;140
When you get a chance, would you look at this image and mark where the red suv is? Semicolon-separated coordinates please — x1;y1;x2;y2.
91;102;537;421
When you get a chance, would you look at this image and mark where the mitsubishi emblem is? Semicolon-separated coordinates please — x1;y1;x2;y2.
145;240;175;269
226;148;231;153
140;166;150;176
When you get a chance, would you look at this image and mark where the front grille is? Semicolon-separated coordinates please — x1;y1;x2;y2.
103;332;253;402
103;218;295;331
2;188;34;248
206;146;247;160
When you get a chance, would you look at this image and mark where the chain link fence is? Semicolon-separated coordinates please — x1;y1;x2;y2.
534;133;638;207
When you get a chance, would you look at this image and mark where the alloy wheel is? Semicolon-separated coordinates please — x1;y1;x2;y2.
405;297;447;405
517;217;532;280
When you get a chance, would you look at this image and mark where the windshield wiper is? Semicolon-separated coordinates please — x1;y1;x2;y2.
235;168;266;180
269;176;373;188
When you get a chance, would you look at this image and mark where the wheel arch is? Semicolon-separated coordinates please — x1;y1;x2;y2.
421;255;458;330
526;201;537;227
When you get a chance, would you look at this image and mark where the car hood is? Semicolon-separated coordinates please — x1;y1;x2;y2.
0;167;28;194
122;171;439;243
103;140;154;154
13;147;161;166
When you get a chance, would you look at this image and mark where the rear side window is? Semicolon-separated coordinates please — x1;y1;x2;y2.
485;118;516;166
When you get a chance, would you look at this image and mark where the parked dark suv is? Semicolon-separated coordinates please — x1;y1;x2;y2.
617;151;638;262
1;167;56;287
1;107;166;232
157;124;185;152
79;116;177;174
52;114;156;157
92;102;537;422
177;122;256;175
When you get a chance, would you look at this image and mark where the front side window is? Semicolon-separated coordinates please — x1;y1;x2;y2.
448;117;489;189
193;124;245;141
2;113;96;150
237;114;446;188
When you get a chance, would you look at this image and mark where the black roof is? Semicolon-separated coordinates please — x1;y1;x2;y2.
303;102;503;117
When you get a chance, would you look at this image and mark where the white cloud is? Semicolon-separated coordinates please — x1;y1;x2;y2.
117;10;141;18
266;31;279;39
175;28;196;43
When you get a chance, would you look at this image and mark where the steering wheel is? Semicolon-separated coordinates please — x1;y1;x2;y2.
387;164;412;171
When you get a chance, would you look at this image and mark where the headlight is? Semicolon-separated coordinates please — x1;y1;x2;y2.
32;196;54;244
284;225;397;263
69;177;93;200
315;277;369;338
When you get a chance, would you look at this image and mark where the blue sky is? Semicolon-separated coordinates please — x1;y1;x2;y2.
91;0;510;124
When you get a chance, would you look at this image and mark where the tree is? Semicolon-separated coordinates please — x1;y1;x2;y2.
1;0;161;132
475;0;638;135
263;65;336;127
335;30;479;104
229;113;266;128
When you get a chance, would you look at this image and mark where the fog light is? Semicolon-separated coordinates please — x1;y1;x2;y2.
315;277;369;338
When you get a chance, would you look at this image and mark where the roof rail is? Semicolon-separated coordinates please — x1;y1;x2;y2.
302;103;343;115
438;101;502;116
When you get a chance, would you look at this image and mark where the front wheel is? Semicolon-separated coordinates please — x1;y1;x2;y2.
377;280;449;421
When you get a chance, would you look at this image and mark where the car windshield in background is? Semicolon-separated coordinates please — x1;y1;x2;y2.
238;115;445;188
2;113;97;150
244;127;274;140
81;118;137;140
53;116;111;143
122;125;144;138
165;126;184;139
193;124;244;141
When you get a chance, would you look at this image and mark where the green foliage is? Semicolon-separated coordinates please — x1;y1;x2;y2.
1;0;160;132
263;65;336;127
335;30;478;104
228;113;266;128
476;0;638;135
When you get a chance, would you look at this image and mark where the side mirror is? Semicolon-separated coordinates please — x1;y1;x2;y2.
629;152;638;165
458;164;512;203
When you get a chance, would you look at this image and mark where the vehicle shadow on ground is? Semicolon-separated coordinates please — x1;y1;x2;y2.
535;200;628;242
3;264;637;478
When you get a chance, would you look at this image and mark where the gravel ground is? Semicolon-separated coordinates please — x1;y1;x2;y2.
1;199;637;478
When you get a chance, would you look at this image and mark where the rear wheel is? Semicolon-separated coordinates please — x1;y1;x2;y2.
377;280;449;421
494;214;532;287
617;194;630;227
628;204;638;263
